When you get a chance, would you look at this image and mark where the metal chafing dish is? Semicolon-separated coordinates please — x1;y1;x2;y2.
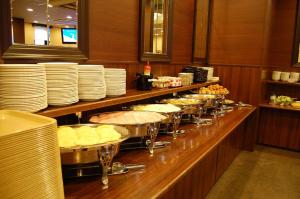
159;98;205;125
159;98;204;114
89;111;167;154
181;94;218;108
182;93;228;125
130;104;183;139
59;124;130;189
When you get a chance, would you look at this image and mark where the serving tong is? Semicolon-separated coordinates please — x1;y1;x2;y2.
108;162;145;175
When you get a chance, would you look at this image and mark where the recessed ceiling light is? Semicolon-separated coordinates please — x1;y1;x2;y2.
27;8;34;12
66;16;72;19
48;4;53;8
33;20;38;23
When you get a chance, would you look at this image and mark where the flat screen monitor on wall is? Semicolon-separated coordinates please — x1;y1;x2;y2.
61;28;77;44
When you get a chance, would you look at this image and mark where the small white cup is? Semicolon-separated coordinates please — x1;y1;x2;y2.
290;72;300;82
272;71;281;81
280;72;290;81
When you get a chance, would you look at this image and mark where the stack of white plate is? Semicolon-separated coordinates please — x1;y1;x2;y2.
0;64;47;112
78;65;106;101
0;110;64;199
40;62;79;106
104;68;126;97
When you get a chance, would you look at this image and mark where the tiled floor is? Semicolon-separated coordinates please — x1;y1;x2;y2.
206;145;300;199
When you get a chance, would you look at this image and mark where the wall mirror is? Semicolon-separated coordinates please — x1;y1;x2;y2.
139;0;173;62
192;0;211;64
0;0;88;61
292;0;300;67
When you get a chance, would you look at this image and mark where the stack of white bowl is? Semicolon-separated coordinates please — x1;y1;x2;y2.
0;64;47;112
40;62;79;106
104;68;126;96
78;65;106;101
0;110;64;199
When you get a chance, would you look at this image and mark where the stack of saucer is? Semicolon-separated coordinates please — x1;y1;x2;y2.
0;64;47;112
40;62;79;106
104;68;126;97
0;110;64;198
78;65;106;101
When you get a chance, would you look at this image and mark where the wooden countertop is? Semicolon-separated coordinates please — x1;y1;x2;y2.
37;81;218;118
262;80;300;87
259;103;300;112
64;107;256;199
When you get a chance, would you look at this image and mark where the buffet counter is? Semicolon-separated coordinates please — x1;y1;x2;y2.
64;107;256;199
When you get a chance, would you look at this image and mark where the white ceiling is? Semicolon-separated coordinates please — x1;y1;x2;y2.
12;0;77;27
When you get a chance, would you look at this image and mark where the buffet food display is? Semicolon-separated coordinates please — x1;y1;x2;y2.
0;69;232;190
160;98;203;114
131;104;182;139
199;84;229;95
90;111;167;154
90;111;166;125
58;124;130;189
57;124;122;147
131;104;181;113
159;98;205;126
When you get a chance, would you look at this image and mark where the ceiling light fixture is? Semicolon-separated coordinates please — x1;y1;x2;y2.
33;20;38;23
48;4;53;8
27;8;34;12
66;16;72;19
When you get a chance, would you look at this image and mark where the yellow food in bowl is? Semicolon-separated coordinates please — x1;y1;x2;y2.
76;126;99;146
57;126;77;147
166;99;200;105
96;125;121;143
57;125;121;147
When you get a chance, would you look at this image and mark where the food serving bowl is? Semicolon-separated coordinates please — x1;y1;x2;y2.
130;104;183;139
89;111;167;154
59;124;130;189
181;94;217;108
159;98;205;125
181;94;223;125
159;98;204;114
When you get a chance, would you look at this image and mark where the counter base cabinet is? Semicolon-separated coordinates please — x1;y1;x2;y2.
159;122;247;199
158;149;218;199
258;108;300;151
216;124;244;180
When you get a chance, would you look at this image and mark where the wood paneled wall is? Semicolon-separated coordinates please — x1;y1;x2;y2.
209;0;269;66
209;0;297;67
208;0;269;105
265;0;297;67
88;0;139;63
86;0;195;89
171;0;195;63
213;65;262;105
208;0;299;106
